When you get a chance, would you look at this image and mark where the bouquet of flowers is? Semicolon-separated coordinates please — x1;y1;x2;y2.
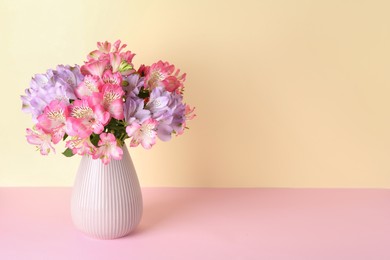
21;40;195;165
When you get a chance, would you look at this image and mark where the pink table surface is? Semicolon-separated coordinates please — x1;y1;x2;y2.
0;188;390;260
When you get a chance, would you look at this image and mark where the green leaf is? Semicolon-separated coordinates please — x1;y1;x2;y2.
90;134;100;147
138;87;150;99
62;148;74;157
62;133;68;141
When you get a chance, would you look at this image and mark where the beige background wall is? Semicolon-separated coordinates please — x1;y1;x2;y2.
1;0;390;187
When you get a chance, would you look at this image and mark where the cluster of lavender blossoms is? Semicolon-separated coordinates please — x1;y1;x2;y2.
21;65;84;121
21;40;195;165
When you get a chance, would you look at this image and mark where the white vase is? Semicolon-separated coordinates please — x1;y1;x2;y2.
71;145;143;239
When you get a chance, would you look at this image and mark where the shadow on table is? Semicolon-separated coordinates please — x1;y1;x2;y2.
129;189;203;236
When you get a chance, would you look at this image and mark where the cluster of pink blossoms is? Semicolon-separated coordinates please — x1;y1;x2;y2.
22;40;195;165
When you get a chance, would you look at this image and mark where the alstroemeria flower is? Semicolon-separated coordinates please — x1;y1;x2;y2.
88;40;122;61
21;65;82;122
102;84;125;120
114;40;135;75
112;40;127;53
144;61;186;92
126;118;158;149
110;53;122;73
80;59;109;77
86;40;135;76
36;100;69;144
102;70;122;86
97;41;112;54
93;133;123;165
66;94;110;138
118;54;136;75
22;40;195;164
88;41;110;61
65;136;97;156
26;126;55;155
124;98;151;125
175;104;196;135
123;73;144;98
75;75;103;98
156;117;174;142
145;86;170;119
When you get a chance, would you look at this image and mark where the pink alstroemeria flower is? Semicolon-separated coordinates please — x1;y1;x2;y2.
93;133;123;165
36;100;69;144
80;59;109;77
102;84;125;120
97;41;112;53
144;61;186;92
26;126;55;155
65;136;96;156
177;105;196;135
110;53;122;73
112;40;127;53
126;118;158;149
88;40;118;61
75;75;103;98
66;94;110;138
86;40;135;76
102;70;122;86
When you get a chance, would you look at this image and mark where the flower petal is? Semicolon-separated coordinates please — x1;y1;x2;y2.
80;60;109;77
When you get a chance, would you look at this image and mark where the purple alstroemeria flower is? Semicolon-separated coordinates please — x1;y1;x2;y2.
147;88;187;142
124;98;151;125
21;65;83;122
123;73;144;98
170;102;186;133
145;86;170;120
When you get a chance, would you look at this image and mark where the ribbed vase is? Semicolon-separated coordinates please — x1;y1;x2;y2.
71;145;143;239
